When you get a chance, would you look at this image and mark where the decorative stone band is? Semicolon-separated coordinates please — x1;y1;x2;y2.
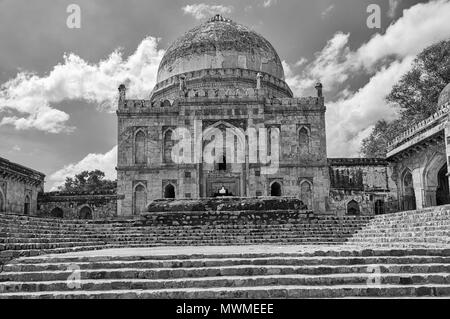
387;102;449;152
0;156;45;186
328;158;388;166
38;194;122;203
118;94;323;114
151;68;292;97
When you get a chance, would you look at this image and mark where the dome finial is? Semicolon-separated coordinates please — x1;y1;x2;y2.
208;14;232;23
315;82;323;97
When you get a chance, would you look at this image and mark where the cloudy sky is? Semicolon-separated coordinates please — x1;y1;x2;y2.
0;0;449;190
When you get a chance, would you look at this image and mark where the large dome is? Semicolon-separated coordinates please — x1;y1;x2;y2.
438;82;450;107
156;15;285;84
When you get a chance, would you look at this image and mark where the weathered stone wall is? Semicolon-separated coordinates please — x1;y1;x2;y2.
117;87;329;216
37;190;120;219
389;141;446;210
327;158;397;216
0;156;44;216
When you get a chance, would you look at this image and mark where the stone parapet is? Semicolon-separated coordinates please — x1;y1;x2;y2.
387;103;449;152
0;156;45;186
151;68;292;100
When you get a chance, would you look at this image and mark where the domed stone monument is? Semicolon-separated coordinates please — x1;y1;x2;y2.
116;16;329;216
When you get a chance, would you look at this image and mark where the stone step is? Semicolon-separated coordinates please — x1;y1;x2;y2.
2;273;450;294
0;241;107;251
348;236;450;244
0;231;356;241
0;227;359;236
15;248;450;264
0;227;365;236
0;283;449;298
2;263;450;282
5;255;450;272
0;222;368;231
0;236;349;248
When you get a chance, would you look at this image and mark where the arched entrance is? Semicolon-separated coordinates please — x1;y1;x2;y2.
402;170;416;210
436;164;450;205
79;206;93;220
270;182;281;196
50;207;64;218
300;180;312;209
164;184;175;199
134;184;147;215
347;200;360;215
374;199;385;215
24;195;30;215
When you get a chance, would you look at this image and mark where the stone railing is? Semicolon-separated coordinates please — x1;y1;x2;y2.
120;93;320;112
152;68;291;95
0;156;45;185
328;158;388;166
387;103;449;151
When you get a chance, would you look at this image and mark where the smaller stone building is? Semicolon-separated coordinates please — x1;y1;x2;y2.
387;83;450;210
37;190;121;219
328;158;397;216
0;156;45;215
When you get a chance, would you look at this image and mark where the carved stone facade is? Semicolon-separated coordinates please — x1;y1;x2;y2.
116;16;329;216
328;158;397;216
37;190;120;219
387;83;450;210
0;156;45;215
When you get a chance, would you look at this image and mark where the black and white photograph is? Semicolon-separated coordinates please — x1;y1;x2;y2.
0;0;450;305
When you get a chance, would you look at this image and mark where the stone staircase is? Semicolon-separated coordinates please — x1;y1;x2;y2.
1;205;450;298
347;206;450;248
0;212;370;266
0;248;449;298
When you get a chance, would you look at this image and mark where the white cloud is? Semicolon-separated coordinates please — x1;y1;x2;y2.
326;57;413;157
12;145;21;152
48;146;117;191
182;4;233;20
0;37;165;133
262;0;277;8
284;0;450;157
294;57;308;67
286;0;450;95
284;32;352;95
388;0;402;19
356;0;450;70
321;4;335;19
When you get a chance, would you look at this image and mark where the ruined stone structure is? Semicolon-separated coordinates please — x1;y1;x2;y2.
328;158;397;216
387;83;450;210
117;15;329;216
0;156;44;215
37;190;120;220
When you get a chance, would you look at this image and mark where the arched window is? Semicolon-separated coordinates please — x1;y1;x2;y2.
347;200;360;215
300;181;312;209
79;206;92;219
164;184;175;199
164;130;174;163
267;127;279;157
436;164;450;205
402;171;416;210
218;155;227;171
299;127;309;153
270;182;281;196
135;130;146;165
50;207;64;218
134;185;147;215
0;191;4;212
24;195;30;215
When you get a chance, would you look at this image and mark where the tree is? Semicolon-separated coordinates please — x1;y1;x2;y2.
361;40;450;157
57;170;116;192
